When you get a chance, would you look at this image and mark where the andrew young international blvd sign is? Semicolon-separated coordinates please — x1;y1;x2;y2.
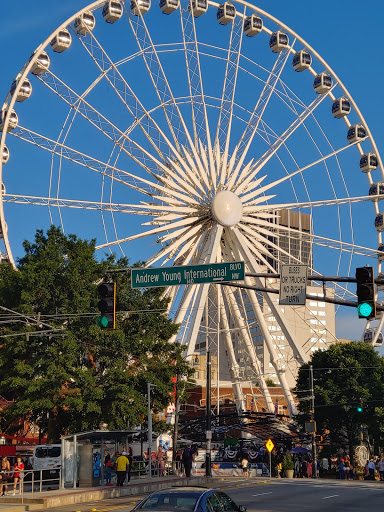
131;261;245;289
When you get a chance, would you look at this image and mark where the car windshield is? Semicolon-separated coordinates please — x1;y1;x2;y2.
139;492;199;511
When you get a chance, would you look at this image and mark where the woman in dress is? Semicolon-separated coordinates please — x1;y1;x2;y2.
13;457;24;495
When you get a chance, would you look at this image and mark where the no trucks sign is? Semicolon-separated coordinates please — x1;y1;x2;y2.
279;264;308;306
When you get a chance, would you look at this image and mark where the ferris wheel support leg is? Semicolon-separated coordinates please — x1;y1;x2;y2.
218;290;247;414
230;228;298;415
221;286;275;413
231;228;307;364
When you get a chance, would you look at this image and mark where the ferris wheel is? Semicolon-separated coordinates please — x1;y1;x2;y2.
1;0;383;415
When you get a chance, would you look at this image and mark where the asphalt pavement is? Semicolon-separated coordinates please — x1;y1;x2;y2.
13;478;384;512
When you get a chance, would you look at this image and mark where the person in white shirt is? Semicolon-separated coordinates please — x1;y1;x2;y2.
378;458;384;481
367;459;376;480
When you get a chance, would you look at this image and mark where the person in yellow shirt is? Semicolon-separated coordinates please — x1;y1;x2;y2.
115;452;129;486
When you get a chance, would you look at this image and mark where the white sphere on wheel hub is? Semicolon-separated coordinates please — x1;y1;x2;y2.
211;190;243;227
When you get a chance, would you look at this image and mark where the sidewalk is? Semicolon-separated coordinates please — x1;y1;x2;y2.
0;475;207;511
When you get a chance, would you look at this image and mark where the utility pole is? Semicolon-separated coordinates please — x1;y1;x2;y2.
205;351;212;477
147;382;153;479
309;365;317;478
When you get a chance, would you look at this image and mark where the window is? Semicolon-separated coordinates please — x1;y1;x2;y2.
207;493;224;512
218;492;240;511
194;372;199;379
318;311;326;316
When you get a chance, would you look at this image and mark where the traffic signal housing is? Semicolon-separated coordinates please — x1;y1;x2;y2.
356;266;376;319
357;399;363;413
96;282;116;329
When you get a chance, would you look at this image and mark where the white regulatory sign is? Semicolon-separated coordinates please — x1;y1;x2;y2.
279;265;308;306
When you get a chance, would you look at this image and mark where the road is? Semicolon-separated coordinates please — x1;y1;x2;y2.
46;479;384;512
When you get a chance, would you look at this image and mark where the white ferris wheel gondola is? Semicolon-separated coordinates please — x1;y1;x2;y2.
217;2;236;25
74;11;96;35
243;13;263;37
1;145;9;165
9;78;32;102
331;97;351;118
30;51;50;75
292;49;312;72
50;29;72;53
313;72;332;94
0;109;18;133
188;0;208;18
269;30;289;52
347;124;367;144
130;0;151;16
360;152;378;172
102;1;124;23
159;0;180;15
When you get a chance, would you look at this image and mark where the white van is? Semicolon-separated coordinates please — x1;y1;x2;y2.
33;444;61;473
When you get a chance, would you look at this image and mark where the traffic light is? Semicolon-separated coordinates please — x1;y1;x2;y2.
356;266;376;319
96;282;116;329
357;399;363;413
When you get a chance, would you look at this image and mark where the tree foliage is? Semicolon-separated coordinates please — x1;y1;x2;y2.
295;342;384;454
0;226;193;442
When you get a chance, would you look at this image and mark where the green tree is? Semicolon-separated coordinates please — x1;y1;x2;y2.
0;226;193;442
295;342;384;455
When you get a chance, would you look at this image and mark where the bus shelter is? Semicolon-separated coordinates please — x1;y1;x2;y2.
61;429;144;489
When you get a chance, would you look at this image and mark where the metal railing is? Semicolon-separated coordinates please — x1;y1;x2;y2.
19;469;61;503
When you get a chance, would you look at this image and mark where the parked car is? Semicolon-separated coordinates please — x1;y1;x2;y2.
131;486;247;512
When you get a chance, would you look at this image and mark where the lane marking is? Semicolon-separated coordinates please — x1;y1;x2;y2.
322;494;339;499
252;492;273;497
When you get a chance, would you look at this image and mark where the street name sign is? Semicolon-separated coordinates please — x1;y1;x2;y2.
279;264;308;306
131;261;245;289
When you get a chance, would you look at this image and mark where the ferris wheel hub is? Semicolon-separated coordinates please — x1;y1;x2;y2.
211;190;243;227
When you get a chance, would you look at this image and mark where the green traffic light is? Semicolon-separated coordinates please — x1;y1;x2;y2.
357;302;373;318
96;315;109;328
357;406;363;412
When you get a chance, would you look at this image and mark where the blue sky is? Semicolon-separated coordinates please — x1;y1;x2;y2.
0;0;383;344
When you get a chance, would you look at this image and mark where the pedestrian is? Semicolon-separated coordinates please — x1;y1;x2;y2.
344;456;351;480
378;457;384;481
115;451;129;486
306;460;312;478
367;459;375;480
156;446;165;477
294;458;300;478
127;447;133;482
301;459;307;478
13;457;24;495
0;456;10;496
241;457;249;478
338;458;345;480
182;443;194;478
104;450;112;485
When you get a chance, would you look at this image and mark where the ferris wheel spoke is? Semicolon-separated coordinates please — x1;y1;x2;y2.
180;2;213;155
10;125;198;204
245;194;382;214
213;6;246;184
226;45;294;189
1;194;165;215
241;139;365;204
124;5;196;158
34;70;172;178
71;26;180;163
233;88;335;195
10;126;154;194
95;213;207;250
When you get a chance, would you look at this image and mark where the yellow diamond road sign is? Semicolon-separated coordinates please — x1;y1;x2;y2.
266;439;274;453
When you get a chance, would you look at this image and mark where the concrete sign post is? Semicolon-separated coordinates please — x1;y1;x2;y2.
279;264;308;306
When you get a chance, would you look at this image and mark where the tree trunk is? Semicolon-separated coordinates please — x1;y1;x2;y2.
47;408;59;443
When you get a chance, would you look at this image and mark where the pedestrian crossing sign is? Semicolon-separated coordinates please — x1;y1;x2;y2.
266;439;274;453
